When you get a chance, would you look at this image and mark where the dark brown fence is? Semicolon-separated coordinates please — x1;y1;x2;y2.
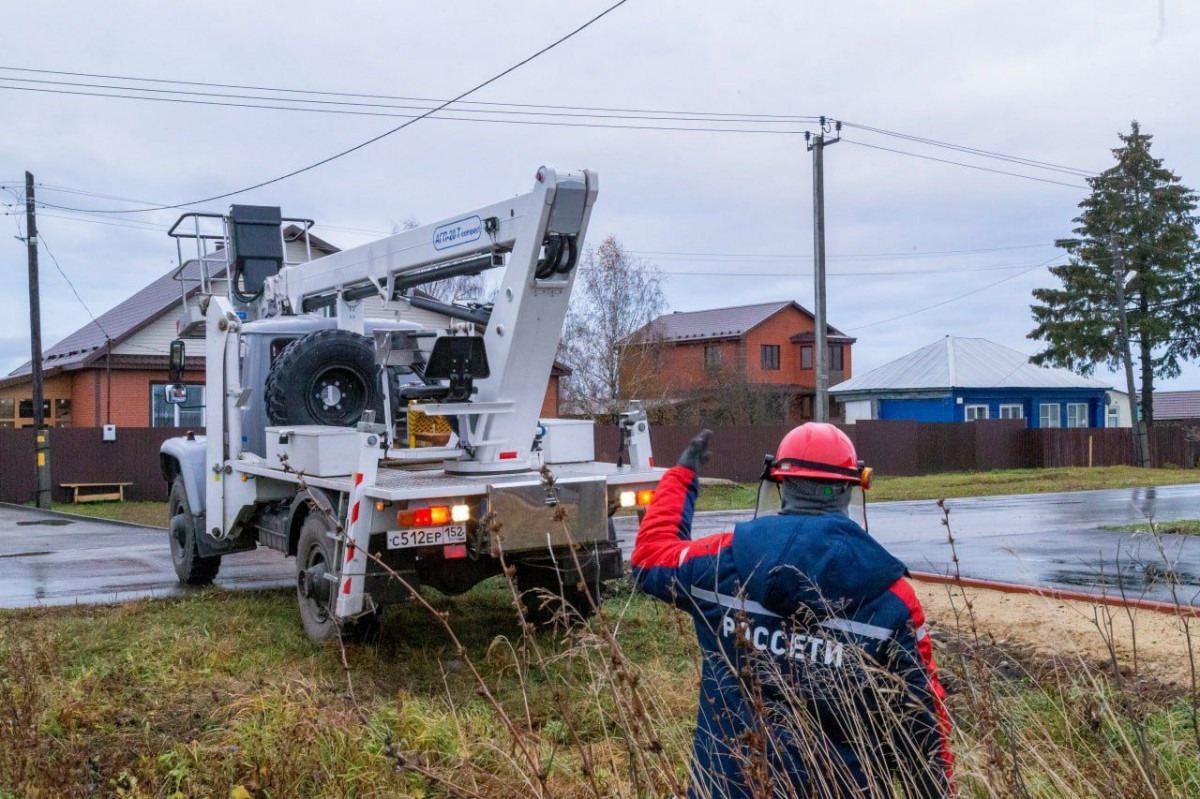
0;427;195;505
1;421;1196;506
606;420;1200;481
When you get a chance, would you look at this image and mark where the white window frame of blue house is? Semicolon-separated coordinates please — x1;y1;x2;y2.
1066;402;1089;428
1039;403;1061;428
964;404;989;421
1106;404;1120;428
999;403;1024;420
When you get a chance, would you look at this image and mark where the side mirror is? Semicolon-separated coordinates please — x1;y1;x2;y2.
163;384;188;405
169;339;186;384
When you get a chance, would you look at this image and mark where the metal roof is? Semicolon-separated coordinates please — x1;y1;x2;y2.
1150;390;1200;420
7;256;228;379
635;301;848;343
831;336;1110;395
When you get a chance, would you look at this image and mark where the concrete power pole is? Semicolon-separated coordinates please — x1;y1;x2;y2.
806;118;840;423
24;172;52;508
1109;236;1151;467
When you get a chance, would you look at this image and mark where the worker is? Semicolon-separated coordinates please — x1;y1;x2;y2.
632;424;953;798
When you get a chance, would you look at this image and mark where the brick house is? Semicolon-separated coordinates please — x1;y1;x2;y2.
619;301;855;423
1;227;567;428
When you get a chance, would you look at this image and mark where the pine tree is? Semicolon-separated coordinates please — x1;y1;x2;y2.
1029;121;1200;424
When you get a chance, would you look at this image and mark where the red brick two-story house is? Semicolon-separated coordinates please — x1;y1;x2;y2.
619;301;855;424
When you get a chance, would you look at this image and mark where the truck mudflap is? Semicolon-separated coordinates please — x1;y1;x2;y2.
485;475;607;553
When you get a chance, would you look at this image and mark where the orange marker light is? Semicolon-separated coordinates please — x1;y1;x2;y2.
636;490;655;506
430;506;450;525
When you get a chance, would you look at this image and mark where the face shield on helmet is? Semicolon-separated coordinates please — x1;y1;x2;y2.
753;423;874;530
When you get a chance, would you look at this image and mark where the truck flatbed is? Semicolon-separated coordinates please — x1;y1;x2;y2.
235;459;663;502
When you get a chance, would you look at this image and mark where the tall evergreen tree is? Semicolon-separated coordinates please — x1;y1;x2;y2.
1029;121;1200;424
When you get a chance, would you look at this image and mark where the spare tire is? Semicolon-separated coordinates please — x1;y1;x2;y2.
265;328;383;426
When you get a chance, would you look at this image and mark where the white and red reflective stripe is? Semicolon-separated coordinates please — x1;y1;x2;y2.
335;440;380;618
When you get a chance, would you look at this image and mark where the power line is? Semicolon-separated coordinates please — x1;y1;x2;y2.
839;138;1090;190
657;260;1057;278
846;258;1063;332
0;74;814;126
29;0;635;215
838;120;1097;177
37;231;113;342
631;242;1056;262
0;65;820;121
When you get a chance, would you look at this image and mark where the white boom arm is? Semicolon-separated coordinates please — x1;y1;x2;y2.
258;166;597;474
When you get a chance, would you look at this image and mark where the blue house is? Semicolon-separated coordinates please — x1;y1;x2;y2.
831;337;1112;428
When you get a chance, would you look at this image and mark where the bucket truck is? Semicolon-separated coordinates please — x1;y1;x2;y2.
157;167;660;642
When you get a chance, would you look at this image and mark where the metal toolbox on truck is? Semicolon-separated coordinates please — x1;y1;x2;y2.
487;475;606;552
539;418;595;464
265;425;358;477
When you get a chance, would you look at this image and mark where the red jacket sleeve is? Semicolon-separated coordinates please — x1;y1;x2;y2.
886;578;955;797
631;465;731;606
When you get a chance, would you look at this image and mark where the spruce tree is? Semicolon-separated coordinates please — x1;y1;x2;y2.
1029;121;1200;424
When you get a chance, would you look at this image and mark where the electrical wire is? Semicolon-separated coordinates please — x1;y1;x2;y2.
0;74;814;126
838;120;1097;177
28;0;635;214
845;257;1063;332
657;260;1057;278
0;65;821;121
839;138;1090;190
37;231;114;343
631;242;1057;262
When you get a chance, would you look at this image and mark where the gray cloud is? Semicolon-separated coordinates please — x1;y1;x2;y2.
1;1;1196;394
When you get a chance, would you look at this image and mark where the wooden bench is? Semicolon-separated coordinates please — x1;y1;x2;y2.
60;482;133;503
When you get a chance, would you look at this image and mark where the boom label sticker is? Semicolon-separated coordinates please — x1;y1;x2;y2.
433;215;483;250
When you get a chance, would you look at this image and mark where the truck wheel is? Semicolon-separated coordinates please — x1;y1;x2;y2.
265;329;383;427
168;478;221;585
295;513;380;643
516;563;599;628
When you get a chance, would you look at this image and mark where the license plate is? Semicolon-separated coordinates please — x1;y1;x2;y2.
387;525;467;549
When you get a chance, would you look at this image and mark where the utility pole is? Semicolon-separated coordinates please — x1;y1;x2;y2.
25;172;51;508
806;117;840;423
1109;235;1151;467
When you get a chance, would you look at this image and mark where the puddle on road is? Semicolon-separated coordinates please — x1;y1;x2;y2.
1046;561;1200;593
15;519;74;527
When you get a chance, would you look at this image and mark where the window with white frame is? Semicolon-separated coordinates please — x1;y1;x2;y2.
1039;403;1061;428
151;384;206;428
1106;404;1121;428
1067;402;1089;428
999;403;1024;420
964;404;989;421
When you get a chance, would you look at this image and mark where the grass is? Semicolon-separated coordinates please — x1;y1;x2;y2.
1103;519;1200;536
694;465;1200;512
3;576;1199;797
48;501;165;527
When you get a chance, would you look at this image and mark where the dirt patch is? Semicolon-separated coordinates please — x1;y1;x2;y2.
915;579;1200;688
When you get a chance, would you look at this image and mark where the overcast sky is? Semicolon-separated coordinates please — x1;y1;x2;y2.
3;1;1199;391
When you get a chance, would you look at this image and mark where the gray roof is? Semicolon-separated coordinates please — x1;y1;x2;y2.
7;256;227;378
636;300;847;343
9;228;344;380
1150;390;1200;420
831;336;1111;395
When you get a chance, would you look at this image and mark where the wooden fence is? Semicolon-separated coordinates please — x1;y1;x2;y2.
1;421;1196;506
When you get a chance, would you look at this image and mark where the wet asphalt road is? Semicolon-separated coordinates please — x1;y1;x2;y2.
612;483;1200;606
2;483;1200;609
0;504;293;609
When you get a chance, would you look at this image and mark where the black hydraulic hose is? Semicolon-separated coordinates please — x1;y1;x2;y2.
554;235;579;274
535;236;564;280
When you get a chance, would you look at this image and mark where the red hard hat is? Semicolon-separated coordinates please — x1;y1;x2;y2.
770;423;864;483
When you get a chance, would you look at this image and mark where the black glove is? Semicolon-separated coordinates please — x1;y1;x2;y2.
677;429;714;472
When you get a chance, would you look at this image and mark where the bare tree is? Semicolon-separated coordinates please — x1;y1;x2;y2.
392;216;484;303
559;236;667;417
